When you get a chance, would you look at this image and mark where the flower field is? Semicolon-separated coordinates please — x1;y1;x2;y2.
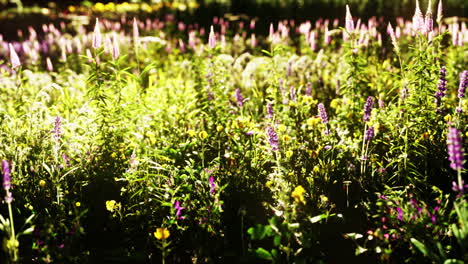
0;0;467;263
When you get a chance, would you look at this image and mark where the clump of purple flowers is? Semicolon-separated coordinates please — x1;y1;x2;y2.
266;126;279;151
317;103;328;124
363;96;374;122
447;127;464;171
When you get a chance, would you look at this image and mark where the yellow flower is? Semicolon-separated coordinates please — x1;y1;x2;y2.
75;202;81;207
187;129;196;137
330;98;341;109
106;200;120;212
39;180;46;187
285;150;293;158
111;152;117;158
306;117;321;127
444;114;452;122
291;185;306;204
154;227;170;240
216;125;224;132
282;135;291;142
199;131;208;139
265;180;273;188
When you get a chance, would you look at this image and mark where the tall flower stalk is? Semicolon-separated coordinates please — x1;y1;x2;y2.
360;97;374;176
2;160;18;262
447;127;464;190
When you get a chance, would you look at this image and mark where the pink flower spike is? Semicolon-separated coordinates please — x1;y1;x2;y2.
208;25;216;49
345;5;354;33
437;0;443;24
92;18;102;49
8;43;21;69
133;17;139;42
112;33;120;60
425;0;434;35
46;57;53;72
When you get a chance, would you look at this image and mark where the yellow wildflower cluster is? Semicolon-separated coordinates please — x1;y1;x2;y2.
154;227;170;240
68;1;199;14
291;185;306;205
106;200;121;213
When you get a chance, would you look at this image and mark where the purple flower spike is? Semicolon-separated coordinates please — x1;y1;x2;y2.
266;103;274;119
174;201;185;219
458;70;468;98
447;127;464;171
235;88;244;107
363;96;374;122
317;103;328;124
2;160;11;191
364;126;375;142
53;116;62;140
435;66;448;109
266;126;279;151
209;176;216;194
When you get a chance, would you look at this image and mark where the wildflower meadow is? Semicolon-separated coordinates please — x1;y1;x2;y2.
0;0;467;263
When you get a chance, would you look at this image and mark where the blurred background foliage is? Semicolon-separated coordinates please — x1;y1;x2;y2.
0;0;466;19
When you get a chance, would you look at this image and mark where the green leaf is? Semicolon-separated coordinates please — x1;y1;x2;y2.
410;238;429;256
273;235;281;247
444;260;464;264
254;248;272;260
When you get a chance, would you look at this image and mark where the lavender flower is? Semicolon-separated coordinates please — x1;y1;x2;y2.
235;88;244;107
447;127;464;171
435;66;447;109
364;126;375;142
363;96;374;122
401;83;409;100
53;116;62;140
2;160;11;191
266;126;279;151
458;70;468;98
318;103;328;124
266;103;274;119
174;201;185;220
